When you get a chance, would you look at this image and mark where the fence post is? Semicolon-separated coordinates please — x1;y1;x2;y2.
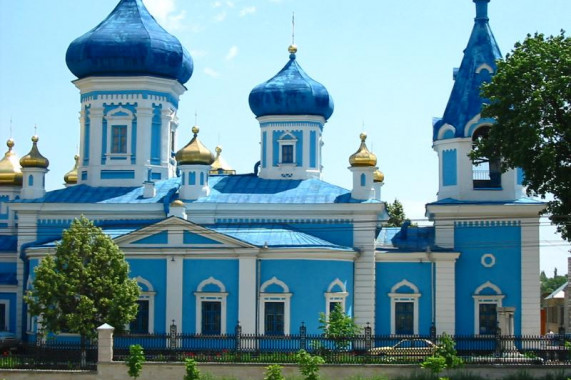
235;322;242;353
364;322;372;352
495;325;502;355
97;323;115;363
299;322;307;351
430;323;436;341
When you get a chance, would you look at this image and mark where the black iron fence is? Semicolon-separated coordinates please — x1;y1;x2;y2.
113;323;570;365
0;335;97;371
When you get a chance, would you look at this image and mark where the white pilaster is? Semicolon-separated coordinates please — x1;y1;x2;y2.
353;219;376;330
166;257;183;332
238;256;257;334
520;217;541;335
435;259;457;334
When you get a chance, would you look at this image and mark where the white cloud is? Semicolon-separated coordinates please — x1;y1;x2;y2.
190;49;208;58
212;1;222;8
239;6;256;17
143;0;187;31
214;11;227;22
203;68;220;78
226;1;235;8
226;46;239;60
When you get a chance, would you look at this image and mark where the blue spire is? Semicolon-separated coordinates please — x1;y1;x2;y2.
433;0;501;140
66;0;193;84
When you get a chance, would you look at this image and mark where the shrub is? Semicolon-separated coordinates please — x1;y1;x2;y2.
264;364;285;380
184;357;201;380
295;349;325;380
126;344;145;379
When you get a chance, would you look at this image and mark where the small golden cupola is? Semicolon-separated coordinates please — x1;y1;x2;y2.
0;139;23;186
64;155;79;185
349;133;377;167
175;127;214;166
373;169;385;183
209;146;236;175
20;135;49;169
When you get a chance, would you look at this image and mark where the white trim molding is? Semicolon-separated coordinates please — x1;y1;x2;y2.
389;279;421;335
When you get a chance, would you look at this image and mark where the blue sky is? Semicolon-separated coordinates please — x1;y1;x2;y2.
0;0;569;274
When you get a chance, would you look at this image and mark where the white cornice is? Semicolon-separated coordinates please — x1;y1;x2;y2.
376;251;460;262
426;203;545;220
73;76;186;96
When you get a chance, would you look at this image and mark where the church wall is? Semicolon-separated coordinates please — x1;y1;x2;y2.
375;262;432;335
128;259;167;333
0;292;17;331
260;259;353;333
454;222;522;335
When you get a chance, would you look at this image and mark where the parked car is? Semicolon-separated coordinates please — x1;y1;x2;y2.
0;331;20;351
367;339;437;360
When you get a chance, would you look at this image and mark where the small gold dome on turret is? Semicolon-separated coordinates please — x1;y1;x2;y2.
171;199;185;207
0;139;23;186
175;127;215;166
20;135;49;169
373;169;384;183
288;44;298;54
64;155;79;185
349;133;377;167
209;146;236;175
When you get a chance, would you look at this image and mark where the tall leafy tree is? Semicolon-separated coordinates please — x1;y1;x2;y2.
385;199;406;227
473;32;571;241
25;216;140;343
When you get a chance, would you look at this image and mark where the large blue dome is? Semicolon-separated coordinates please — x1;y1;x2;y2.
248;48;334;120
66;0;193;84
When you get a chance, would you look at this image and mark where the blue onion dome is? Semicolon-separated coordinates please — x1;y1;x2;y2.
248;45;334;120
66;0;193;84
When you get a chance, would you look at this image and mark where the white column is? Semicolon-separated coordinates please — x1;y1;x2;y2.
353;219;376;330
434;219;455;249
520;217;541;334
88;106;104;185
166;257;183;332
97;323;115;363
435;259;457;334
238;256;257;334
136;105;153;182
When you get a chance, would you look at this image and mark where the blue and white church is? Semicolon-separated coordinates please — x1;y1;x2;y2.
0;0;545;340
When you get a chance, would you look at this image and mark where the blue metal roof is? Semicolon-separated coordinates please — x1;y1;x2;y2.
66;0;193;84
0;235;17;252
249;51;334;120
433;0;502;141
427;197;544;206
210;223;352;249
377;225;436;252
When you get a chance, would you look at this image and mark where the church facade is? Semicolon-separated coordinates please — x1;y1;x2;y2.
0;0;544;340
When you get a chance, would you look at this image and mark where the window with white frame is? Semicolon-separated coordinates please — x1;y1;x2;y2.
259;277;292;335
105;107;134;159
131;276;156;334
473;281;504;335
0;300;8;331
389;279;421;335
324;278;348;320
194;277;228;335
278;132;297;165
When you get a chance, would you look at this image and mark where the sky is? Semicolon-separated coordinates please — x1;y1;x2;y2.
0;0;569;275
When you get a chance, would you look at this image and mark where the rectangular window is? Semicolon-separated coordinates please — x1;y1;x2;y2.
0;303;6;331
395;302;414;335
281;145;294;164
479;303;497;335
202;301;221;335
129;300;149;334
265;302;285;335
111;125;128;154
329;301;342;314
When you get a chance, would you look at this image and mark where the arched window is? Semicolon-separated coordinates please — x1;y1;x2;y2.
389;279;421;335
131;276;156;334
194;277;228;335
473;281;504;335
324;279;349;319
472;126;501;189
259;277;292;335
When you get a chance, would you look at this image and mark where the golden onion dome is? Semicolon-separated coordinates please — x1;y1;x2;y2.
349;133;377;167
175;127;214;165
64;154;79;185
209;146;236;175
0;139;23;186
373;169;385;183
20;135;49;168
171;199;185;207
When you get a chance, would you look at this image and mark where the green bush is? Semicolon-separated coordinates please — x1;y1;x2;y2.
295;349;325;380
184;357;201;380
126;344;145;379
264;364;286;380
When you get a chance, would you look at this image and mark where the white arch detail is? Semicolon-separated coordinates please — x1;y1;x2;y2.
437;123;456;140
260;276;289;293
197;276;226;292
327;278;346;293
134;276;154;292
391;279;419;294
475;63;494;74
474;281;502;295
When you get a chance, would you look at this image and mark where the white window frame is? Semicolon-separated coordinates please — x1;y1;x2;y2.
278;132;297;166
105;107;134;162
389;279;421;335
324;278;348;320
134;276;156;334
194;277;228;335
473;281;504;335
259;277;292;335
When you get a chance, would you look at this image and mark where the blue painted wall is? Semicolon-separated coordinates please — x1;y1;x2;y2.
128;259;167;333
151;104;162;165
310;131;316;168
442;149;457;186
182;259;239;333
260;259;353;333
454;221;522;335
375;262;433;335
83;105;91;165
0;292;17;332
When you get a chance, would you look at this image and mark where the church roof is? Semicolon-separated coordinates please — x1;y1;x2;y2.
433;0;502;140
14;175;379;205
66;0;193;84
248;46;334;120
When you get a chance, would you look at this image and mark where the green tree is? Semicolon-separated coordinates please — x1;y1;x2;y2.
540;269;568;295
126;344;145;379
385;199;406;227
421;333;462;377
318;303;361;351
473;32;571;242
184;358;201;380
25;216;140;343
